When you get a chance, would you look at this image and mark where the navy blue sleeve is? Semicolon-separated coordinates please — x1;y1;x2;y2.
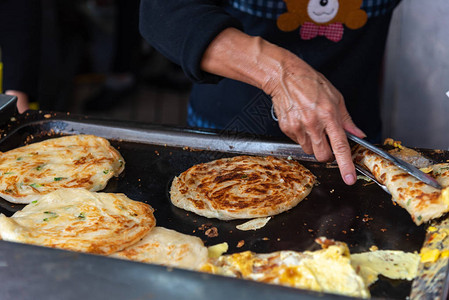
139;0;243;83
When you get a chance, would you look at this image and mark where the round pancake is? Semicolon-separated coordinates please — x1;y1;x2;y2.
111;227;208;270
0;188;155;255
0;134;125;204
170;155;316;220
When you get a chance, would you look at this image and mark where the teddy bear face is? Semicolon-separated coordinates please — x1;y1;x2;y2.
277;0;368;37
307;0;339;24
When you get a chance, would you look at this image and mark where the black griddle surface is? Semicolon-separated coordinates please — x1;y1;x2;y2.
0;110;444;299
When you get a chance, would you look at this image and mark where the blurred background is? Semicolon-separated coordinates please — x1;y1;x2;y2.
4;0;449;150
36;0;191;126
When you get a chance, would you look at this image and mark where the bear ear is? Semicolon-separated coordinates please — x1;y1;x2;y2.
345;10;367;29
277;12;303;32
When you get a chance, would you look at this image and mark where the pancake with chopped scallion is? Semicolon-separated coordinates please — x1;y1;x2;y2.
0;134;125;204
0;188;154;255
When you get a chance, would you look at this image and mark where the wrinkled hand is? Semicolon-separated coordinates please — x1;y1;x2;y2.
263;53;365;185
200;28;366;185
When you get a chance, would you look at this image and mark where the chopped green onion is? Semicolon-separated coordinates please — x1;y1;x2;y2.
29;183;42;188
42;211;58;222
417;216;422;221
3;172;14;175
16;157;23;161
77;212;86;220
406;199;412;206
31;200;38;204
36;165;44;171
54;177;67;181
103;169;110;174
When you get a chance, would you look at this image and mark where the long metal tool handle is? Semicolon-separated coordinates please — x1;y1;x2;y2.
346;132;442;189
354;163;390;194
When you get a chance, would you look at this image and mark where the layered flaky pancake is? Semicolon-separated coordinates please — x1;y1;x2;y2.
111;226;208;270
0;134;125;204
352;145;449;225
0;188;155;255
170;155;316;220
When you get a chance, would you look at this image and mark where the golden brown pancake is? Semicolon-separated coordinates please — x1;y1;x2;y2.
352;145;449;225
111;226;208;270
0;188;155;255
170;155;316;220
0;134;125;204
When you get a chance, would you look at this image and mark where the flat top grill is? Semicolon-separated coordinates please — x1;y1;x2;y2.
0;96;447;300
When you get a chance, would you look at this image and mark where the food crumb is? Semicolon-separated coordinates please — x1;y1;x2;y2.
205;227;218;238
44;114;51;119
380;228;387;232
369;245;379;251
262;237;269;241
198;223;212;231
342;230;347;234
330;189;334;193
237;240;245;248
362;216;373;222
277;238;281;241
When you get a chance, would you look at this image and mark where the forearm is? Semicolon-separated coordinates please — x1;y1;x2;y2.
200;28;312;94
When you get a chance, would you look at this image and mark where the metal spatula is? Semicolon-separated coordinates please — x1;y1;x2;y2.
347;132;442;189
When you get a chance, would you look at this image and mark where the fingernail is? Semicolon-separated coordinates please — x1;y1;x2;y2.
357;128;367;138
344;174;355;185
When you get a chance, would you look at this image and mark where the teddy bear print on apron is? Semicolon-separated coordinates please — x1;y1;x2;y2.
277;0;368;42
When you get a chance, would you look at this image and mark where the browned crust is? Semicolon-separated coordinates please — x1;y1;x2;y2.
352;145;448;225
170;156;316;220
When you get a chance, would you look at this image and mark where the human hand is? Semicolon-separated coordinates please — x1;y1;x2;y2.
201;28;365;184
262;51;365;185
5;90;29;113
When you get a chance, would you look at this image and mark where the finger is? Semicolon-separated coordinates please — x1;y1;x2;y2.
326;123;356;185
307;129;334;162
296;132;313;154
299;108;333;161
278;115;314;154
